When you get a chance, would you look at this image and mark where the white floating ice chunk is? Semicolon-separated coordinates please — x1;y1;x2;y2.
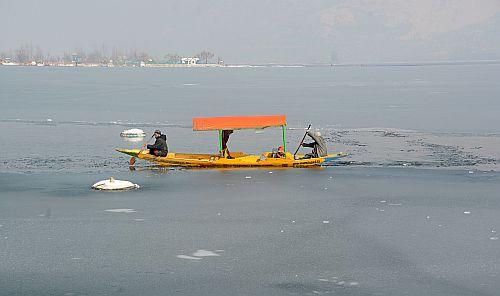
463;211;471;214
490;237;499;240
133;218;144;221
329;176;333;179
337;281;346;286
318;278;329;282
192;250;220;257
105;209;137;213
426;216;431;219
245;176;252;179
280;230;284;233
269;171;273;174
182;83;198;86
468;171;474;174
324;187;328;190
349;281;359;286
322;220;330;224
379;200;387;203
389;203;402;206
92;177;139;191
177;255;203;260
217;212;221;216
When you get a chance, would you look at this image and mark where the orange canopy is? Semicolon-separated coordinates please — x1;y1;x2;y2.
193;115;286;131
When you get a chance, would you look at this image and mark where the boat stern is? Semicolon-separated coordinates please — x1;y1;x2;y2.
323;152;349;163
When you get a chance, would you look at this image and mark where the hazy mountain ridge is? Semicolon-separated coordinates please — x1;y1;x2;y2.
1;0;499;63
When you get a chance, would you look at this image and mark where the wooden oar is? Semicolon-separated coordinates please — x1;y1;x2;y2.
293;124;312;157
130;134;154;167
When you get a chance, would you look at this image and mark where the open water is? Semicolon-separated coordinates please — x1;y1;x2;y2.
1;65;500;295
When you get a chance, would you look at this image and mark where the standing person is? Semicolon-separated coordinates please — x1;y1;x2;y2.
221;130;234;159
143;130;168;157
302;131;327;158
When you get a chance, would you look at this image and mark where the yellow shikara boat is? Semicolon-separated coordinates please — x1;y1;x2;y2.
117;115;348;168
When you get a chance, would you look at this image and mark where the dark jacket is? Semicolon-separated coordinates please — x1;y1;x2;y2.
302;131;327;157
147;134;168;153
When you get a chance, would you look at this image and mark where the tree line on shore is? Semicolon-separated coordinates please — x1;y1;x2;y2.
0;44;221;65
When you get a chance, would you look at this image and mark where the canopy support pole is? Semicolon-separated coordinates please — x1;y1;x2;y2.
218;130;223;153
282;125;287;152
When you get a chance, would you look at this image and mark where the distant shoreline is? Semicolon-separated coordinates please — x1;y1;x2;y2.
1;59;499;68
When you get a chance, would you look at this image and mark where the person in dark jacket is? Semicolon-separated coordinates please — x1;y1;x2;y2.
143;130;168;157
221;130;234;159
302;131;327;158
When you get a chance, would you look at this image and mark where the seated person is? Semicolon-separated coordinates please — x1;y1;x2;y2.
302;131;327;159
271;146;286;158
143;130;168;157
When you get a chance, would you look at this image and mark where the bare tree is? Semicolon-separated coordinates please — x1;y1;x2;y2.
15;45;29;63
137;51;149;63
164;53;181;64
34;46;44;62
195;51;215;64
60;52;70;63
87;49;103;64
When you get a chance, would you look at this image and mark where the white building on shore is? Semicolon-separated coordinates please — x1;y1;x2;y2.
181;57;199;65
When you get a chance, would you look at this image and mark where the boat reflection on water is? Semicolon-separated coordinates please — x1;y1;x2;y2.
121;136;145;143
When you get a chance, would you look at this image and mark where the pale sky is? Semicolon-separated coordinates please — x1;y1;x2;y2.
1;0;499;63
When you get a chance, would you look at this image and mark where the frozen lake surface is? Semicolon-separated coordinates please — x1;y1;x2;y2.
1;168;499;295
0;65;499;295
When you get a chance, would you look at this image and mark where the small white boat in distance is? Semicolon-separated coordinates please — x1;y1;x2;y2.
120;128;146;138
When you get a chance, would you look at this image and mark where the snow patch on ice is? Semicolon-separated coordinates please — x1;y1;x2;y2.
192;249;220;257
177;255;203;260
105;209;137;213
